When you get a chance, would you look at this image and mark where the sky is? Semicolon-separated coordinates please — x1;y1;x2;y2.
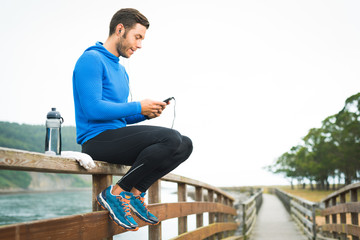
1;0;360;187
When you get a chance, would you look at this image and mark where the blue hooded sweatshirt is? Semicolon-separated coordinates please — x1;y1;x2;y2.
73;42;145;144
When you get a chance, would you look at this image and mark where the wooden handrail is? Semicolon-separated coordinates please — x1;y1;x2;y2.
241;189;263;240
320;182;360;240
0;147;239;240
0;147;234;200
275;188;317;240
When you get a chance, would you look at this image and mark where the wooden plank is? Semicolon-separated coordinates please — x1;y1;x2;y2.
321;224;360;237
0;147;234;200
0;147;129;175
216;193;224;239
222;236;244;240
0;211;116;240
0;202;237;240
245;201;256;217
321;202;360;216
149;180;162;240
316;234;337;240
207;189;215;240
276;188;315;207
162;173;235;200
242;190;263;205
92;174;113;211
178;183;187;235
169;222;239;240
195;186;204;228
291;206;313;230
290;199;313;218
321;183;360;202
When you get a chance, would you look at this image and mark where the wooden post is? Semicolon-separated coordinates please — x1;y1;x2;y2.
331;197;338;239
92;174;113;211
178;183;187;235
92;174;113;240
350;188;359;240
242;202;247;240
223;197;229;238
339;193;347;240
195;186;203;228
216;193;224;239
311;204;317;240
324;200;330;238
207;189;215;240
228;198;235;237
149;180;162;240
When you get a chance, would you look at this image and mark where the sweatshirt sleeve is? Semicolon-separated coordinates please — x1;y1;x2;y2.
125;114;147;124
73;52;142;121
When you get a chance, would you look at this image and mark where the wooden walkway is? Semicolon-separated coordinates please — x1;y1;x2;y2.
250;194;307;240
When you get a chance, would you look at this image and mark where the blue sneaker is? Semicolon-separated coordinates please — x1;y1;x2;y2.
130;192;159;225
97;186;139;231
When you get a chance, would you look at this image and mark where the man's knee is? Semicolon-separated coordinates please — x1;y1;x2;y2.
164;129;182;150
182;136;193;157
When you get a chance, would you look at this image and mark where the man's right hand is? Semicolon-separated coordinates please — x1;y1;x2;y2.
140;99;166;119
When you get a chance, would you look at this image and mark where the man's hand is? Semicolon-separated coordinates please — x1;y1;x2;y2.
140;99;166;119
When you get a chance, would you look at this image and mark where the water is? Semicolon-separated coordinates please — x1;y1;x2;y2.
0;182;205;240
0;190;92;225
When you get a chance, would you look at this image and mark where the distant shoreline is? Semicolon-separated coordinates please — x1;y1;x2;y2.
0;187;91;195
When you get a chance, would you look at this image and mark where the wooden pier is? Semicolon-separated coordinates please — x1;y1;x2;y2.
250;194;307;240
0;147;359;240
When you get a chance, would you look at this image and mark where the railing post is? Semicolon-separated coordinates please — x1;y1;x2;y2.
350;188;359;240
324;199;330;238
148;180;162;240
312;204;317;240
178;182;187;235
195;186;203;228
331;197;338;239
216;193;224;239
339;193;347;240
228;198;235;237
223;197;229;238
92;174;113;211
208;189;215;224
207;189;215;240
242;202;247;240
92;174;113;240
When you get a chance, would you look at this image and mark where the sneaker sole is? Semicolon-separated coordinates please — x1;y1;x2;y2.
97;194;139;231
130;205;159;225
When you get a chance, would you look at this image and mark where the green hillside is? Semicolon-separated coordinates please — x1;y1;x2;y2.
0;121;90;190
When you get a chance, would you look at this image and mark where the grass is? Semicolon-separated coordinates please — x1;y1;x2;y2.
221;185;332;202
276;185;334;202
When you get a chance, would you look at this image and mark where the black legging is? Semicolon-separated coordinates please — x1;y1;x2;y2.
82;125;193;192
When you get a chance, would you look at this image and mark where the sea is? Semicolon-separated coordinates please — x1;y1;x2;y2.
0;182;208;240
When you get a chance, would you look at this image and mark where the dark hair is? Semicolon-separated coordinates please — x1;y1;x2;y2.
109;8;149;36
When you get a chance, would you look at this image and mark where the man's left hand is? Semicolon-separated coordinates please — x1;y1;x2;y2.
146;104;165;119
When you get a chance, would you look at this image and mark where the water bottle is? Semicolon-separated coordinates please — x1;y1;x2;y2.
45;108;64;155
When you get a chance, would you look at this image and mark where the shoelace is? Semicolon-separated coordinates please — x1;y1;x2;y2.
136;195;149;212
117;196;131;216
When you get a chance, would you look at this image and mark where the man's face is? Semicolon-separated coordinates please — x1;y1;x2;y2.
117;23;147;58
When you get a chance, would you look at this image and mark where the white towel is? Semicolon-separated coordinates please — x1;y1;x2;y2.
61;151;96;170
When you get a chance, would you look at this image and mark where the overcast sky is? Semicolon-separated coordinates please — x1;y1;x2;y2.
1;0;359;187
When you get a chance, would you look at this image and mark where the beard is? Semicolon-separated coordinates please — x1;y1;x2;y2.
116;33;130;58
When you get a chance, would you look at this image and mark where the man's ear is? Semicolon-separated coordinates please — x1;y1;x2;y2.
116;24;124;35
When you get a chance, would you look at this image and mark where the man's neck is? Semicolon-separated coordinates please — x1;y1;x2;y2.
103;37;119;57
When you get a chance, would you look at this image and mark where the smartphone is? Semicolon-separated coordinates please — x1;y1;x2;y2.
163;97;174;103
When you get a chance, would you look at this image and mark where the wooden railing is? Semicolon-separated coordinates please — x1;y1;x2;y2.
319;182;360;240
0;147;241;240
241;189;263;240
275;188;317;240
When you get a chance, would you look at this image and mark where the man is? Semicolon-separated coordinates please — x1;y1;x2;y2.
72;8;193;231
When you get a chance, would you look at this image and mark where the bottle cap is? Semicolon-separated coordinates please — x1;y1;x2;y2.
47;108;62;119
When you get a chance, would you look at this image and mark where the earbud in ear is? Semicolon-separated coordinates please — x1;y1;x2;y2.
119;30;121;33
